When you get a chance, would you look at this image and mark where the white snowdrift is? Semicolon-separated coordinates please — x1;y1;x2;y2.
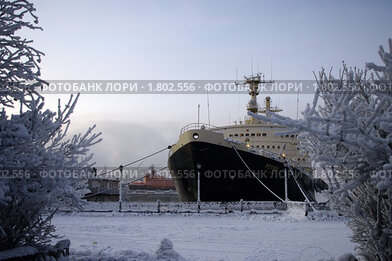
68;238;185;261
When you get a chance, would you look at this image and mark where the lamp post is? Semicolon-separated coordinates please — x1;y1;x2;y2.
119;165;123;212
197;163;201;213
284;167;288;202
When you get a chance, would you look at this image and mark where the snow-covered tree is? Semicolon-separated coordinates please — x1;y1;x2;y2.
249;39;392;261
0;0;101;251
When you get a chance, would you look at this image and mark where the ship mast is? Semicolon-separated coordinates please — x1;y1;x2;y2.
244;74;263;114
258;96;282;115
237;73;280;124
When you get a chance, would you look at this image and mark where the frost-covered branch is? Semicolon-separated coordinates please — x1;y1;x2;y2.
0;0;46;109
249;39;392;260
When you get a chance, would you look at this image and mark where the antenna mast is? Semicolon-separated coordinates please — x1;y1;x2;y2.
236;67;240;123
296;89;299;120
197;104;200;128
207;89;211;125
251;55;253;76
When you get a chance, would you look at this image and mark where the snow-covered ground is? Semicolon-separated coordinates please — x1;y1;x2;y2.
52;211;355;261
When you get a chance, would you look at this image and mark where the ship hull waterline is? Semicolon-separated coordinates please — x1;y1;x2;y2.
168;141;315;202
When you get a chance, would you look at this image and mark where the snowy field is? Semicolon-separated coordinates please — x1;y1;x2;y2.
52;211;355;261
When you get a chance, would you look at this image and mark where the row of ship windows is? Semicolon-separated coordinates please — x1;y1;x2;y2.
229;133;265;137
256;144;280;149
253;144;300;150
253;144;301;152
228;133;298;138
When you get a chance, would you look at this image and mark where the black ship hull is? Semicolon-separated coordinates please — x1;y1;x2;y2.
168;141;315;202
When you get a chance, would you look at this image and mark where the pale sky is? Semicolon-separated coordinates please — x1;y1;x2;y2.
26;0;392;169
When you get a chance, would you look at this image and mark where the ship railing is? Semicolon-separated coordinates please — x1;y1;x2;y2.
180;123;218;135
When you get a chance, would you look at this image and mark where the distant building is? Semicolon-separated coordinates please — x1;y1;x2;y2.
84;167;180;202
84;178;119;202
127;167;179;202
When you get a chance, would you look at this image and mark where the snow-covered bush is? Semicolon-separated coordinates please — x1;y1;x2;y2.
0;0;101;251
249;39;392;260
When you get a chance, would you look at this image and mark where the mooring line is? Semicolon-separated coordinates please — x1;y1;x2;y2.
97;146;171;177
84;166;168;199
286;163;317;211
232;146;284;202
